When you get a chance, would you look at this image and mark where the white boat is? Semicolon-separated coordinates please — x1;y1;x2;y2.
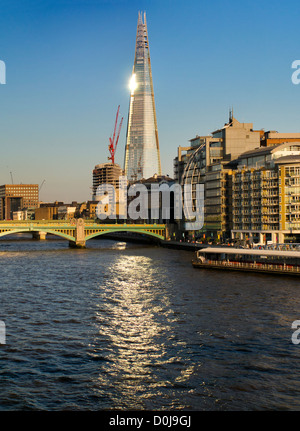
192;247;300;276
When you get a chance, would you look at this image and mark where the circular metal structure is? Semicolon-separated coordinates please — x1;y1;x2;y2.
181;143;206;216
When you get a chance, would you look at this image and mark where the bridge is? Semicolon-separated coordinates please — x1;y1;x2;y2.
0;219;167;247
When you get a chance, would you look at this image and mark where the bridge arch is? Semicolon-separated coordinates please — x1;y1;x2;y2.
85;228;165;242
0;228;76;243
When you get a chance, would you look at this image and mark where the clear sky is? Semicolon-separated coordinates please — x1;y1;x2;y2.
0;0;299;202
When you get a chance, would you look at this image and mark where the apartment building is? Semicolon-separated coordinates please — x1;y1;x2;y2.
231;142;300;244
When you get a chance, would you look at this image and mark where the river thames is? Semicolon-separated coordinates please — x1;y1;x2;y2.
1;236;300;411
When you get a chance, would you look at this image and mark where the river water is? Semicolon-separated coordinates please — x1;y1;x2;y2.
0;236;300;411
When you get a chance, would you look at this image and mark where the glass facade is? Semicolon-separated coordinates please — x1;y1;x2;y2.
124;12;161;182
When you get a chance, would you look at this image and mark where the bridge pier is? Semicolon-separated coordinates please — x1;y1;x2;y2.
69;218;86;248
69;240;86;248
32;231;47;240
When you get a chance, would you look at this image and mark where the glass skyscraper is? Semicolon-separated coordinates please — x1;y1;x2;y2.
124;11;162;182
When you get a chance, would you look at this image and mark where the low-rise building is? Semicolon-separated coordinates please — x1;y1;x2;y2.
12;210;28;220
77;201;99;219
57;204;77;220
35;201;64;220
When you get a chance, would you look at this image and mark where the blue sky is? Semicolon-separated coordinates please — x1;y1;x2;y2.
0;0;299;202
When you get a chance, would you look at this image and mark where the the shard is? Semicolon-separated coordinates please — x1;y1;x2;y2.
124;11;162;182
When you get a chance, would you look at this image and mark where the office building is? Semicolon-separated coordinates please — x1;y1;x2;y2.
0;184;39;220
124;12;161;182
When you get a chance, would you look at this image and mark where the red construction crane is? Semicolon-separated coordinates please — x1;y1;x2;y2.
108;105;123;164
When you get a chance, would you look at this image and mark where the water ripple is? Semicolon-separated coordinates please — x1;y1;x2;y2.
1;238;300;410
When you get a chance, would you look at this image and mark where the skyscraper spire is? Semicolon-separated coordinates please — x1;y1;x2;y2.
124;11;162;182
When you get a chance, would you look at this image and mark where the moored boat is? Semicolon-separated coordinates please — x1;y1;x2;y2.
192;247;300;276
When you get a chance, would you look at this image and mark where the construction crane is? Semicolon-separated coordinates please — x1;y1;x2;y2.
39;180;45;192
10;172;13;184
108;105;123;165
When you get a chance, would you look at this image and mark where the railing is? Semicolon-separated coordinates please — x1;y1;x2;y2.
0;220;166;234
205;259;300;273
0;220;165;227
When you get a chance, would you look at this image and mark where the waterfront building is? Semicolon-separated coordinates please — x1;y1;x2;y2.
204;167;233;241
35;201;79;220
57;204;76;220
35;206;57;220
173;136;218;185
124;12;161;182
175;113;261;241
210;112;261;160
35;201;99;221
231;142;300;244
260;130;300;147
173;145;193;185
0;184;39;220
